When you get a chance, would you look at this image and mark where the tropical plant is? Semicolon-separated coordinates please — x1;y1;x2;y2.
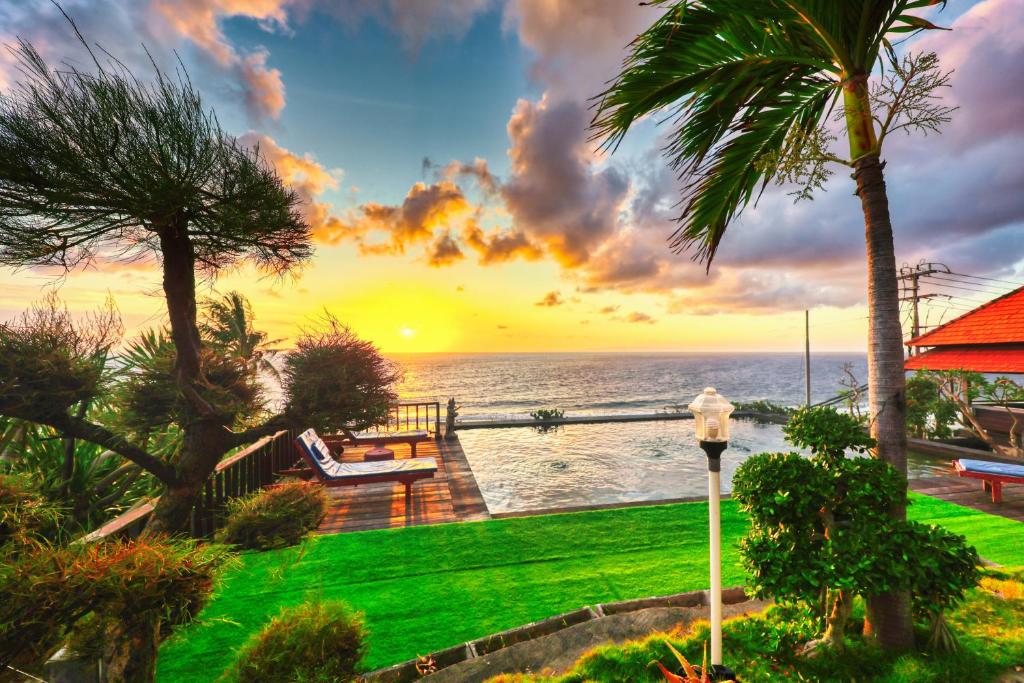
592;0;956;649
918;371;1024;457
201;291;283;382
226;600;367;683
216;480;328;551
733;400;794;417
530;408;565;421
905;372;958;439
0;24;401;534
733;407;979;652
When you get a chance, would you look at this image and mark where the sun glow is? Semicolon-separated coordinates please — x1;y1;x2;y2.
400;327;416;338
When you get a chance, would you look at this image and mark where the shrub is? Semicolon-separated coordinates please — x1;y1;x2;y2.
905;373;958;439
0;473;64;546
227;600;367;683
530;408;565;421
733;407;979;650
216;480;328;550
0;535;233;681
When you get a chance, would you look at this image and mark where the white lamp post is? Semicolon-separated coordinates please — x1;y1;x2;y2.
688;387;735;681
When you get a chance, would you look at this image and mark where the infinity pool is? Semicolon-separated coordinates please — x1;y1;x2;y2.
456;419;949;514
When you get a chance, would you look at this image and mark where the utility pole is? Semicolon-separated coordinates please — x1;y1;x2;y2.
898;261;951;355
805;309;811;406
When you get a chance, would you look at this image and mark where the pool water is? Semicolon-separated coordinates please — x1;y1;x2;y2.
456;419;950;514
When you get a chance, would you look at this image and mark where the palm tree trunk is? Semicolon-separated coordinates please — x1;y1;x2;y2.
855;152;915;650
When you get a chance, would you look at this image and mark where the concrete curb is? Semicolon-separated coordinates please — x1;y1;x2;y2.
363;586;747;682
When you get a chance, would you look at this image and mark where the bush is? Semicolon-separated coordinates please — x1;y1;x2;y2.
530;408;565;421
227;600;367;683
905;373;958;439
0;535;233;680
216;480;328;550
0;473;64;546
733;407;979;650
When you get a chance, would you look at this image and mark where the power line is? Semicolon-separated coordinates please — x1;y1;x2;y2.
946;271;1024;288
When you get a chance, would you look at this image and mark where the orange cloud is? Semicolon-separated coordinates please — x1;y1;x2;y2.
534;290;564;307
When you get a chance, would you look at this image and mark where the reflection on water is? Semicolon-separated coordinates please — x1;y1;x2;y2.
457;419;951;514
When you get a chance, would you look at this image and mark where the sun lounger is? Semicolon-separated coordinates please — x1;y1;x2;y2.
330;426;432;456
294;429;437;507
953;458;1024;503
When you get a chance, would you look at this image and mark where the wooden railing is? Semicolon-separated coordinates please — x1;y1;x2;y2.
377;400;442;435
86;402;441;543
189;429;299;538
83;429;299;542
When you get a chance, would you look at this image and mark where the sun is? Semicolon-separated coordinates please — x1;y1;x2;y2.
400;327;416;338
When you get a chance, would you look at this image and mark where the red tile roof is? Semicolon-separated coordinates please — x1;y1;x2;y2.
904;346;1024;373
907;285;1024;347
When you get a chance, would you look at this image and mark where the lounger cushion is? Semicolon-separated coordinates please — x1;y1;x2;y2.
297;429;437;481
957;458;1024;478
349;429;429;440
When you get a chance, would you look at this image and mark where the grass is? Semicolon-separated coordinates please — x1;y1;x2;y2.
493;568;1024;682
157;494;1023;682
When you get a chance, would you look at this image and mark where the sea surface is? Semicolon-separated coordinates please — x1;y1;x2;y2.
383;353;947;514
390;352;869;419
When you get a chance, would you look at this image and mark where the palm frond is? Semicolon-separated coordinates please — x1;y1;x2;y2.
590;0;947;267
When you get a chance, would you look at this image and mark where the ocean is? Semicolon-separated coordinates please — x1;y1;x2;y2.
390;352;868;419
381;352;940;514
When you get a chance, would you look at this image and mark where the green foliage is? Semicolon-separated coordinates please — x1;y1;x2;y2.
783;406;876;462
118;327;264;432
490;574;1024;682
887;523;981;652
0;294;119;421
226;600;367;683
530;408;565;421
905;373;958;439
0;533;233;676
735;407;979;649
283;315;401;433
0;32;310;273
0;473;64;547
732;401;793;417
201;291;282;382
216;480;327;551
590;1;951;263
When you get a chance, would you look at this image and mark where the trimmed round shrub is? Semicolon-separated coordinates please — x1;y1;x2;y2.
216;480;327;550
228;600;367;682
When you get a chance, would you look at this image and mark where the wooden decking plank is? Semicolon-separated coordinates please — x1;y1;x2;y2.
316;434;490;535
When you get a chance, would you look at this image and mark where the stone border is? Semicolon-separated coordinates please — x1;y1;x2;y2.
363;586;748;682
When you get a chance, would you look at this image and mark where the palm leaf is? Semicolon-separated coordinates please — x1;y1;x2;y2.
591;0;946;267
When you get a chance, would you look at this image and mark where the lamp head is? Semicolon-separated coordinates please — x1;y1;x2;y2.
688;387;734;443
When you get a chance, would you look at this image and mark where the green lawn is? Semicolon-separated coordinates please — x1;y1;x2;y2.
157;494;1023;681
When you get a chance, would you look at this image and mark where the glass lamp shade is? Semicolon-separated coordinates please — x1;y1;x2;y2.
688;387;734;442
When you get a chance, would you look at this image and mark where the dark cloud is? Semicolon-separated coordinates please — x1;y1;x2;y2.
463;223;543;264
598;305;619;314
426;231;464;266
502;97;630;266
534;291;564;307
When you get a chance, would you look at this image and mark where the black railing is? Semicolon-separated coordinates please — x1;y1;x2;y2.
377;400;442;435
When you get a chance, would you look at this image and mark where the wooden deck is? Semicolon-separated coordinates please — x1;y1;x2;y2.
317;435;491;534
911;470;1024;522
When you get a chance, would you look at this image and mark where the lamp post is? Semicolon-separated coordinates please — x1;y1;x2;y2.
688;387;735;681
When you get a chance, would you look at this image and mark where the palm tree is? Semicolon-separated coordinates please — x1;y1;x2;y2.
200;291;283;382
592;1;953;650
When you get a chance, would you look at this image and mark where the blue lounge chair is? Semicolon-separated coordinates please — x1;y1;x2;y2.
954;458;1024;503
293;429;437;508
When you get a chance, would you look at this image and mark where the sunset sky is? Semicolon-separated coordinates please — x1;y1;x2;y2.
1;0;1022;353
